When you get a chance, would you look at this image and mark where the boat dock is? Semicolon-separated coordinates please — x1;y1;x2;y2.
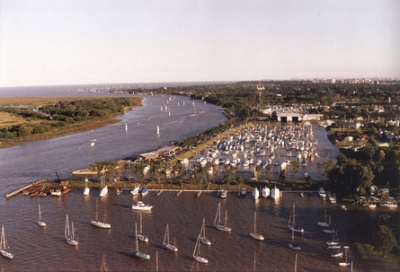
5;179;71;199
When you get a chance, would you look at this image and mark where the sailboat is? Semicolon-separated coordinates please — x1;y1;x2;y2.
156;125;160;134
250;210;264;241
131;223;150;260
326;230;340;247
90;199;111;229
99;176;108;197
0;225;14;259
323;216;335;233
288;228;301;250
193;235;208;264
125;123;128;132
317;210;330;227
163;224;178;252
199;217;211;245
214;202;232;232
339;246;350;266
252;187;260;200
83;176;90;195
288;203;304;234
270;183;280;200
37;204;46;228
137;213;149;243
65;214;78;246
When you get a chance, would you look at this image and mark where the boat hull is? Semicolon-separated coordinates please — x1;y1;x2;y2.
0;249;14;259
131;251;150;260
66;238;78;246
289;243;301;250
200;236;211;246
194;255;208;264
163;243;178;252
90;220;111;229
215;224;231;232
250;233;264;241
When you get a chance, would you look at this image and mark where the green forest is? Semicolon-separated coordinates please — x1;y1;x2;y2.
0;97;141;139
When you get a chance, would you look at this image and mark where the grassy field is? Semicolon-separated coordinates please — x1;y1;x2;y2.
354;242;400;272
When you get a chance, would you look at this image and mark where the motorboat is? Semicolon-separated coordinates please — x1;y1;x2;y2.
132;201;153;211
140;187;149;196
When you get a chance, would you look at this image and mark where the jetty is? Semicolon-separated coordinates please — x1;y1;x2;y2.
6;179;71;199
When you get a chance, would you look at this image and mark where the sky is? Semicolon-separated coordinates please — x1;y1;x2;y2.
0;0;399;87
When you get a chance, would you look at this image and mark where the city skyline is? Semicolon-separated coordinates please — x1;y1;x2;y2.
0;0;399;87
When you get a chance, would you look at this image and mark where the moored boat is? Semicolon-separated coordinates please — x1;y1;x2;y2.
132;201;153;211
288;203;304;234
131;223;150;260
214;202;231;232
252;187;260;200
130;185;140;196
261;186;270;198
0;226;14;259
163;224;178;252
37;204;46;228
271;184;280;200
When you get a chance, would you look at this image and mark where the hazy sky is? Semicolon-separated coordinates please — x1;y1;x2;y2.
0;0;399;87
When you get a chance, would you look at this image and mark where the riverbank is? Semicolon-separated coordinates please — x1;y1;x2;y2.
0;96;142;148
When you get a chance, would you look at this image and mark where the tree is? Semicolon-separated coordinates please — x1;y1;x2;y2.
372;225;397;256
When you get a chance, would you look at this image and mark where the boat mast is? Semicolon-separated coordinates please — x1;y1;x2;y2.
135;222;139;251
140;213;143;234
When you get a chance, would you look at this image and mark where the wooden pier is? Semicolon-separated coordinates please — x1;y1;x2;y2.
6;183;33;199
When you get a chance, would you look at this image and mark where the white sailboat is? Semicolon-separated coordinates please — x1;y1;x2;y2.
130;185;140;196
125;123;128;132
37;204;46;228
156;125;160;134
323;216;335;234
339;246;350;266
65;214;78;246
288;228;301;250
83;176;90;195
90;199;111;229
326;230;340;247
137;213;149;243
214;202;231;232
193;235;208;264
199;217;211;246
288;203;304;234
99;176;108;197
250;210;264;241
261;186;270;198
83;184;90;196
270;183;280;200
0;225;14;259
252;187;260;200
163;224;178;252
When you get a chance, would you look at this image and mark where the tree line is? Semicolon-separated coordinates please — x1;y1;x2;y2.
0;97;141;139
